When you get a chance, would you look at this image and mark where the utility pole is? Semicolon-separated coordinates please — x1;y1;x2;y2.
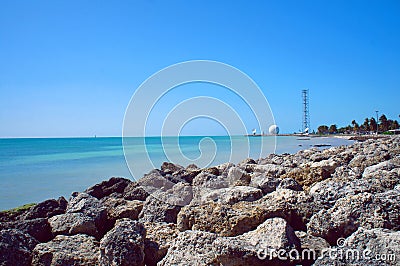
302;89;310;133
375;110;379;135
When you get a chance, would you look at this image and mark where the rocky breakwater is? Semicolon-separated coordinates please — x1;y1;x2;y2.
1;136;400;265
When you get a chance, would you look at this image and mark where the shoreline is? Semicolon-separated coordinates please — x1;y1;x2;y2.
1;136;399;265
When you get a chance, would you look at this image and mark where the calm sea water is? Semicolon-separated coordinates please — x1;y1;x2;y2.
0;136;352;210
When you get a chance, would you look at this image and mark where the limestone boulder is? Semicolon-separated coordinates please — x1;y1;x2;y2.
99;219;146;266
0;229;39;266
32;234;99;266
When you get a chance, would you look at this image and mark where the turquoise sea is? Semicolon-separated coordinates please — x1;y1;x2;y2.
0;136;353;210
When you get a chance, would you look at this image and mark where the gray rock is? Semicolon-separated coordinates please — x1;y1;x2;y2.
277;178;303;191
0;218;52;243
309;169;398;208
49;213;98;238
191;172;230;205
137;171;174;195
23;197;67;220
101;197;143;221
295;231;330;264
0;229;39;266
143;222;179;266
178;189;320;236
66;192;108;236
362;158;399;179
214;217;301;266
139;196;181;223
160;161;184;174
246;163;287;177
158;230;218;265
308;190;400;245
349;152;391;172
99;219;146;266
310;159;338;175
215;162;235;178
238;158;257;165
249;174;281;194
314;227;400;266
192;171;229;189
227;166;251;186
32;234;99;266
153;182;193;206
162;218;300;266
123;182;149;201
85;177;131;199
201;186;263;205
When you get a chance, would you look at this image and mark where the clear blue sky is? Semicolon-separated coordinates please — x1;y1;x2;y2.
1;0;399;137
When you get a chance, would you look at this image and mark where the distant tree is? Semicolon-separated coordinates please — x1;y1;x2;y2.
317;125;329;135
390;120;399;130
362;118;369;132
369;117;377;132
351;120;359;132
329;124;338;134
379;114;389;132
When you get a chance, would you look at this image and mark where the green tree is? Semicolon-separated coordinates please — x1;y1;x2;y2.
390;120;399;130
317;125;329;135
362;118;369;132
351;120;359;132
329;124;338;134
379;114;389;132
369;117;377;132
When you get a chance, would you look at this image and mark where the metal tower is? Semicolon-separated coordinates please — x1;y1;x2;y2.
302;89;310;132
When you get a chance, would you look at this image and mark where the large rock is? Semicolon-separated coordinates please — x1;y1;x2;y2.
24;197;67;220
161;218;301;266
143;222;179;266
152;182;193;206
178;189;319;236
349;151;391;172
160;162;184;174
226;166;251;186
32;234;99;265
214;217;301;265
249;173;281;194
99;219;146;266
85;177;131;199
191;172;230;205
66;192;109;236
215;162;235;178
138;195;181;223
294;231;330;265
308;189;400;245
362;157;400;179
314;227;400;266
49;213;99;238
309;168;398;208
201;186;263;205
277;177;303;191
192;171;229;189
245;163;287;177
158;230;218;265
137;170;174;195
123;182;150;201
0;229;39;266
0;218;52;242
101;197;143;221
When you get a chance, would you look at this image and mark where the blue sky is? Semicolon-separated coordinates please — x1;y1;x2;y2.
1;0;399;137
